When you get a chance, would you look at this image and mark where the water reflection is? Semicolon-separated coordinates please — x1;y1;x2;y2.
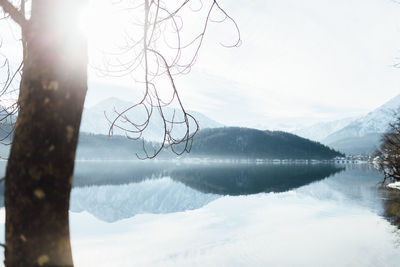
298;165;385;213
70;177;220;222
69;162;346;221
0;160;397;228
73;161;168;186
73;161;344;194
170;163;344;195
380;186;400;228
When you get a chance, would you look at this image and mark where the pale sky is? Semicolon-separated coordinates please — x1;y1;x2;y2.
86;0;400;130
2;0;400;130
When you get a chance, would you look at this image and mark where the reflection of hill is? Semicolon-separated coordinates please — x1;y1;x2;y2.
70;163;345;222
170;164;345;195
0;162;346;211
72;162;344;195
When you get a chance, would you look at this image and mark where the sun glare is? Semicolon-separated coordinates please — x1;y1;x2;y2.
79;0;146;73
79;1;127;51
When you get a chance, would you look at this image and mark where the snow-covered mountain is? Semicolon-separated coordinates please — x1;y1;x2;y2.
292;117;357;142
80;97;223;142
291;94;400;155
323;94;400;154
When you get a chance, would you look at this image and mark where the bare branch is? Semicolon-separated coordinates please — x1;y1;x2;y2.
0;0;26;27
85;0;239;159
375;115;400;181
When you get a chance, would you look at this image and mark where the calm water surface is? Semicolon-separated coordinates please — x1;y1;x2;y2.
68;161;400;266
0;161;399;266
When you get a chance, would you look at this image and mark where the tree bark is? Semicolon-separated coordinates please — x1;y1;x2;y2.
4;1;87;266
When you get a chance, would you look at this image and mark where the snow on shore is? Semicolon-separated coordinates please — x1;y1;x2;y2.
387;182;400;190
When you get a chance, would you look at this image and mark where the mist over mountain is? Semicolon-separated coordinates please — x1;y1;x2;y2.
292;117;357;142
6;94;398;158
76;127;343;160
76;133;166;160
0;97;344;160
80;97;223;142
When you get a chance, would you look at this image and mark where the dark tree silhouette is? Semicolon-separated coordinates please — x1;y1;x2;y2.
375;116;400;182
0;0;239;265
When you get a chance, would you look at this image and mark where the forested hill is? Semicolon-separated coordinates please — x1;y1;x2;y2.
189;127;344;159
75;127;344;160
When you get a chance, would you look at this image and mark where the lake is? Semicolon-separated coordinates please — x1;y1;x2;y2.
1;161;400;266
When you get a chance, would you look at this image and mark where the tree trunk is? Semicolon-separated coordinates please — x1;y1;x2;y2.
4;1;87;266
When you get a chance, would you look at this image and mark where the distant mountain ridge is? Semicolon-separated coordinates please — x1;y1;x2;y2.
292;117;357;142
293;94;400;155
80;97;223;142
322;94;400;154
324;94;400;141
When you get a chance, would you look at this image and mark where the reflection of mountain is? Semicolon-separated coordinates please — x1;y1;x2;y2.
70;162;345;222
170;164;344;195
72;161;344;194
70;178;219;222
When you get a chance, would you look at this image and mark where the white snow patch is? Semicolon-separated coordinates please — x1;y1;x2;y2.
387;182;400;190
